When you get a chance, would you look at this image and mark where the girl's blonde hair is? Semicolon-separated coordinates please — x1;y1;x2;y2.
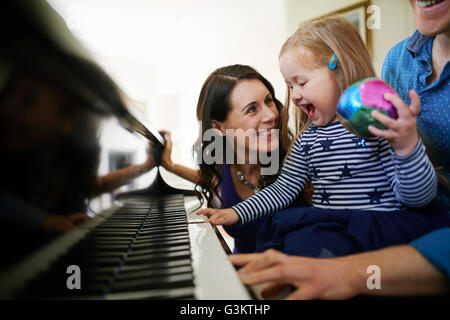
279;16;376;138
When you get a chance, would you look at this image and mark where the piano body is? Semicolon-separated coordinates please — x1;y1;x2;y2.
0;0;251;300
0;188;252;300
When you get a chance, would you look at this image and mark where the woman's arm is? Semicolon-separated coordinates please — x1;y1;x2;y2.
160;130;201;184
163;162;201;185
93;131;202;196
93;158;154;197
92;143;155;197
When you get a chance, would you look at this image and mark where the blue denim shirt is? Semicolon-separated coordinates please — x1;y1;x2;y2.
382;30;450;280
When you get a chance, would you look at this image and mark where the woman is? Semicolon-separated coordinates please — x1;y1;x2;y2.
159;64;308;253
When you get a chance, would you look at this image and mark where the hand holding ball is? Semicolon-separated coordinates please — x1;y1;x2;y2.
337;78;398;137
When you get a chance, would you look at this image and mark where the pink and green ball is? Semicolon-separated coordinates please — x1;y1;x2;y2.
337;78;398;137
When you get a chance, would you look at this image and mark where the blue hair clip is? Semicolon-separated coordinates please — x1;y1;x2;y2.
328;53;338;69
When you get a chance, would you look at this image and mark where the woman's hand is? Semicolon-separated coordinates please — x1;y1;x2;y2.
196;208;240;225
368;90;421;156
159;130;174;170
229;249;360;300
41;213;90;233
143;141;156;171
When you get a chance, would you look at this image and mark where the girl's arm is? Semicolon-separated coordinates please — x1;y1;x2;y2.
199;136;310;225
378;138;437;206
370;91;437;207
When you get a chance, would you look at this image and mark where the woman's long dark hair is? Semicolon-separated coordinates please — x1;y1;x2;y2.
194;64;293;207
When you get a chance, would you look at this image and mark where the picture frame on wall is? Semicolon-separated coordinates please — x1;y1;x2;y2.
338;4;367;44
319;0;372;54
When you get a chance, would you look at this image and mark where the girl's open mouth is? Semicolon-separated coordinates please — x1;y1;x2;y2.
304;104;315;118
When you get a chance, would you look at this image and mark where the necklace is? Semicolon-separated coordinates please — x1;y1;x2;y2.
236;168;268;194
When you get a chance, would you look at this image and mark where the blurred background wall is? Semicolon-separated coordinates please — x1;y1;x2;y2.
46;0;417;210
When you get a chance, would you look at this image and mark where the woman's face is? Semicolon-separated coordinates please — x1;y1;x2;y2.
409;0;450;35
214;79;279;162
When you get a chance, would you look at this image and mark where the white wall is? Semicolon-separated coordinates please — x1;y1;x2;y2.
370;0;416;75
47;0;289;174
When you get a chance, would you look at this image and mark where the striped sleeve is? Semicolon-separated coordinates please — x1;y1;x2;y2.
380;138;437;207
232;136;309;224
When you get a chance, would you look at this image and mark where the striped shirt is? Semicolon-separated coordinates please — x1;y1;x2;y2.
233;121;437;224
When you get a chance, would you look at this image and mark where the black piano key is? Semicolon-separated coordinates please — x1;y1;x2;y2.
89;230;140;237
127;244;190;256
15;193;196;299
134;232;189;242
116;265;193;280
132;238;189;249
137;226;188;236
70;257;123;267
123;250;191;265
109;273;194;293
120;258;192;273
140;222;187;230
145;215;187;221
106;286;195;300
94;223;142;228
71;243;130;252
83;236;135;242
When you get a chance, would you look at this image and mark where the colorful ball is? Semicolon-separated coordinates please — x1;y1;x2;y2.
337;77;398;137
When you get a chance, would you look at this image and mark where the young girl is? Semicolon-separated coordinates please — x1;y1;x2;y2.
198;17;450;257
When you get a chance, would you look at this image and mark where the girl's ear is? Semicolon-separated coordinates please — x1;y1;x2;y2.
211;120;226;136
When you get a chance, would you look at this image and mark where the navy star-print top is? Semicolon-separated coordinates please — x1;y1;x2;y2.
233;121;437;224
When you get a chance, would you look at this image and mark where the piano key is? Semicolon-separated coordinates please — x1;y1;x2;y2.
120;258;192;272
127;244;190;256
134;233;189;242
188;222;251;299
138;226;188;235
0;194;251;301
131;238;189;249
116;265;193;280
123;250;191;265
106;286;195;300
134;232;189;242
109;273;194;293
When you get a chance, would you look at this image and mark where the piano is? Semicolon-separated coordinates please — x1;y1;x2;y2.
0;0;252;300
0;191;253;300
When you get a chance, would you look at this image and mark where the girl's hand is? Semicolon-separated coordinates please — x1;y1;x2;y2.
368;90;421;156
196;208;240;225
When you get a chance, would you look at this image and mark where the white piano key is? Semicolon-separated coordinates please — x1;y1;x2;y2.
188;223;251;300
184;195;208;224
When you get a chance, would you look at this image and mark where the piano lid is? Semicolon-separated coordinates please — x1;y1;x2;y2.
0;0;164;146
0;0;171;267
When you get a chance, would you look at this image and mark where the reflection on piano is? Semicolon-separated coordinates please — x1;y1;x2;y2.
0;0;251;300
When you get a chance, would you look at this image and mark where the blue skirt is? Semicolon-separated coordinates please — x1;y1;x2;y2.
224;215;269;253
256;206;450;258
